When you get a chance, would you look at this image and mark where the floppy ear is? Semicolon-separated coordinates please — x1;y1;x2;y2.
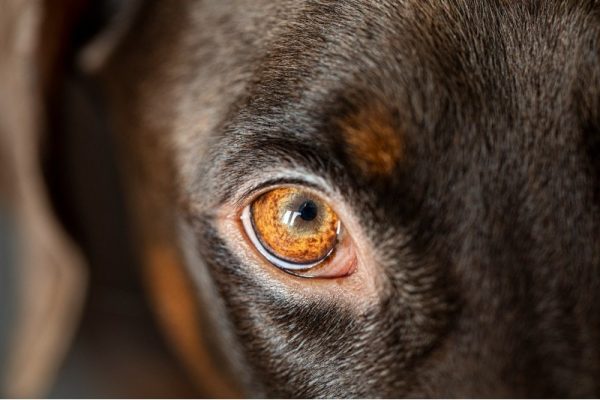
82;3;244;394
30;1;241;396
0;0;144;396
0;0;87;397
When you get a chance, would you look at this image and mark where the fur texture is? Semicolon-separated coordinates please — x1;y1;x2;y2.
98;0;600;396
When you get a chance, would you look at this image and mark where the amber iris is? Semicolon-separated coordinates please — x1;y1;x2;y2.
250;187;340;265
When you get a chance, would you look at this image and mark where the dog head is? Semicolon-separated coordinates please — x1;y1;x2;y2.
91;1;600;397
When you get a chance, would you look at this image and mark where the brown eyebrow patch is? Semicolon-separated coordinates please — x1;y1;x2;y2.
338;103;404;176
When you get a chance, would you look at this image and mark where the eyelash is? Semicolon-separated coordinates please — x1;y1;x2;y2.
235;178;325;208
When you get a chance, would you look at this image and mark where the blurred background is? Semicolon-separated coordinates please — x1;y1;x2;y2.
0;0;214;396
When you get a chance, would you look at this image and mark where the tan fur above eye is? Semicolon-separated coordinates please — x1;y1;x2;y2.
339;102;404;176
250;187;339;264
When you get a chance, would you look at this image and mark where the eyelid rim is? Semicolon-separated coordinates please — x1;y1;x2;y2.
229;171;334;210
240;205;341;271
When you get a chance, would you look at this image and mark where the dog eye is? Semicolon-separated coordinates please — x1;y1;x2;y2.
240;187;356;278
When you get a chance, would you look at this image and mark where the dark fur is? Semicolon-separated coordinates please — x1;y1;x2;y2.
98;0;600;397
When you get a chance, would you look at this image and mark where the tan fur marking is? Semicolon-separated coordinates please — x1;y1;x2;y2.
340;103;404;176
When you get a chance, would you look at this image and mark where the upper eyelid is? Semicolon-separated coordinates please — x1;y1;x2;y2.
229;170;336;208
236;179;323;206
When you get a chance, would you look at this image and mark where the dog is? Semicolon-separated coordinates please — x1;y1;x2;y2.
38;0;600;397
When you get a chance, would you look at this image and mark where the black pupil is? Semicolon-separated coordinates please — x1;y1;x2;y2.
299;200;318;221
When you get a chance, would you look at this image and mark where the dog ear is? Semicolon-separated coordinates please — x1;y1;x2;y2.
36;1;240;396
0;1;144;396
0;1;88;396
